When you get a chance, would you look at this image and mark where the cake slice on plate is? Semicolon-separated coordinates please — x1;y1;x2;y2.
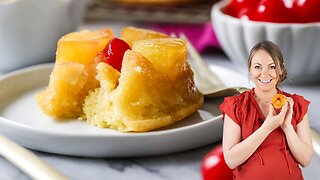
84;38;203;132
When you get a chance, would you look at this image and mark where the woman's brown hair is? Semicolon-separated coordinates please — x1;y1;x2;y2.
248;40;288;85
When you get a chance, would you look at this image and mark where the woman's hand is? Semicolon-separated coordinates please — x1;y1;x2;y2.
262;102;288;132
281;97;294;131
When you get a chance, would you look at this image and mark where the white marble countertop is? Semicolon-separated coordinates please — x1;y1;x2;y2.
0;21;319;180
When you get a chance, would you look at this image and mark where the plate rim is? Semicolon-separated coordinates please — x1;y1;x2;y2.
0;63;224;157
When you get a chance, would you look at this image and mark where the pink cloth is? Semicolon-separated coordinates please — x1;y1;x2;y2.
152;22;220;53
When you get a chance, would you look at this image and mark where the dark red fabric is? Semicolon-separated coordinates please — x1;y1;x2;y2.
219;88;310;180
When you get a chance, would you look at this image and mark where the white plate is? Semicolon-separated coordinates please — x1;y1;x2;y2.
0;64;224;157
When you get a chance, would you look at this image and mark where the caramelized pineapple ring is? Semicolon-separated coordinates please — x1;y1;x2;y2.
56;29;114;64
132;38;187;81
120;26;168;47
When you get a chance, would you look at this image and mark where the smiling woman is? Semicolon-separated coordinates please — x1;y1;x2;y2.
248;40;288;87
219;40;314;179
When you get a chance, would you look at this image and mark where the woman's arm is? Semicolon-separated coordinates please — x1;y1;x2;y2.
223;114;271;169
283;114;314;167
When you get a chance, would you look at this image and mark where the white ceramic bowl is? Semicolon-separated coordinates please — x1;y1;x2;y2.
0;0;86;74
211;1;320;84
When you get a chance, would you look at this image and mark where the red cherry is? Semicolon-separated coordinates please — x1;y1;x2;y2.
293;0;320;23
97;37;131;72
249;0;291;23
223;0;259;18
223;0;320;23
201;145;233;180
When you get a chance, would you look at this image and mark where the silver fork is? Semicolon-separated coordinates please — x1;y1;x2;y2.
0;135;67;180
178;33;249;98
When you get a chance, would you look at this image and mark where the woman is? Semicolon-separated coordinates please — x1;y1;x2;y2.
219;40;313;179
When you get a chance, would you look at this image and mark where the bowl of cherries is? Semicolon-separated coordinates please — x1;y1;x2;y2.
211;0;320;84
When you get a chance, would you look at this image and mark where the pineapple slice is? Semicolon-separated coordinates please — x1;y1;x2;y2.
36;62;98;118
120;26;168;47
56;29;114;64
132;38;187;81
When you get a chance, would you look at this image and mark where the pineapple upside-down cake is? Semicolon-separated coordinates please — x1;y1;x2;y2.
36;27;203;132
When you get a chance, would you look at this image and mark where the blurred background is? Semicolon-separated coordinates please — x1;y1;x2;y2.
86;0;217;24
0;0;319;179
84;0;221;53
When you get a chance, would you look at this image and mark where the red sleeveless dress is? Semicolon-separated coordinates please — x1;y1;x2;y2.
219;88;310;180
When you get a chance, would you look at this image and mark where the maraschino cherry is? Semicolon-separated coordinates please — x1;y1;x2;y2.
222;0;259;18
96;37;131;72
292;0;320;23
223;0;320;23
249;0;291;23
